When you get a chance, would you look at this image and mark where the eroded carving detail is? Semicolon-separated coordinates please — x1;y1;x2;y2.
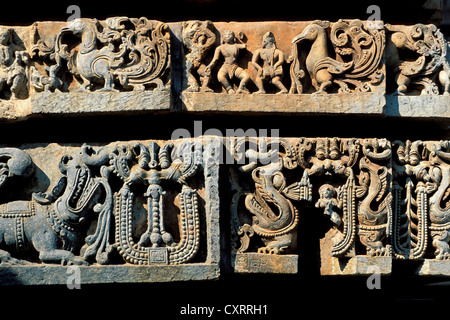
206;30;250;94
298;137;392;257
31;17;171;92
231;138;307;256
0;28;29;99
289;19;385;94
182;20;216;92
386;24;448;95
393;140;450;260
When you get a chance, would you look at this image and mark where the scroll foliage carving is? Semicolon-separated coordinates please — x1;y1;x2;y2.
31;17;171;92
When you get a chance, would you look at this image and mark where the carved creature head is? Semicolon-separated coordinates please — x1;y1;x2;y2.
56;145;109;221
62;18;87;36
0;28;12;46
292;22;328;44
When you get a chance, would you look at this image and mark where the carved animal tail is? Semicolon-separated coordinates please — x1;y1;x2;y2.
83;175;114;264
331;172;356;257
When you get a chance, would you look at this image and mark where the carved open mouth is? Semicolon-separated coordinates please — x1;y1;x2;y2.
67;167;98;212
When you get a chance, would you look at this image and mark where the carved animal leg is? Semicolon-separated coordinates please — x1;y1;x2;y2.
393;73;409;95
32;229;88;265
359;229;386;256
258;234;292;254
76;75;93;92
432;230;450;260
99;73;119;92
0;249;29;265
314;80;332;94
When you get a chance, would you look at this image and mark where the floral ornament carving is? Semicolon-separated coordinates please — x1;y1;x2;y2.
393;140;450;260
31;17;170;92
289;19;385;94
386;24;448;95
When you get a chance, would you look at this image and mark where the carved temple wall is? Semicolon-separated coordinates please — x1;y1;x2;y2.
0;11;448;285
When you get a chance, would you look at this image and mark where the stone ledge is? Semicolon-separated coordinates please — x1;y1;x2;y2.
182;92;385;115
416;259;450;276
384;95;450;119
0;263;220;285
329;256;392;276
233;253;298;274
0;90;172;121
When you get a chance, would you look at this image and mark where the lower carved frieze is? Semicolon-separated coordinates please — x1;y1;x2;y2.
0;137;220;284
0;136;449;283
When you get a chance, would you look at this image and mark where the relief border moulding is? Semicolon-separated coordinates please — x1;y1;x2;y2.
0;137;221;285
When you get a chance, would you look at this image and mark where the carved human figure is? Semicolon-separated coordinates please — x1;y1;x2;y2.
0;29;28;98
315;184;341;226
182;20;216;92
205;30;250;94
251;31;287;94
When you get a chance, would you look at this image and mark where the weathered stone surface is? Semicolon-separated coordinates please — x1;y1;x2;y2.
0;264;219;285
417;260;450;276
31;90;172;115
384;95;450;118
0;138;221;284
182;91;385;114
330;256;391;275
234;253;298;274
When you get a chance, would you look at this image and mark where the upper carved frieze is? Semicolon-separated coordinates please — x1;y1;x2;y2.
0;19;447;119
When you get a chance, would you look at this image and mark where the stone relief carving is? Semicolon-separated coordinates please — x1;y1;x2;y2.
0;28;29;99
252;32;288;94
31;17;171;92
386;24;448;95
290;19;385;94
393;140;450;260
298;137;392;258
182;20;216;92
230;138;308;256
205;30;250;94
0;139;215;268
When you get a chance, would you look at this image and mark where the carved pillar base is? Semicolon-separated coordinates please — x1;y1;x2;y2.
233;252;298;274
329;256;392;276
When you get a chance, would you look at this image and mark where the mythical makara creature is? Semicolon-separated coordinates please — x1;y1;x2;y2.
386;24;448;95
231;138;311;255
0;145;112;265
289;19;384;94
31;17;170;92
